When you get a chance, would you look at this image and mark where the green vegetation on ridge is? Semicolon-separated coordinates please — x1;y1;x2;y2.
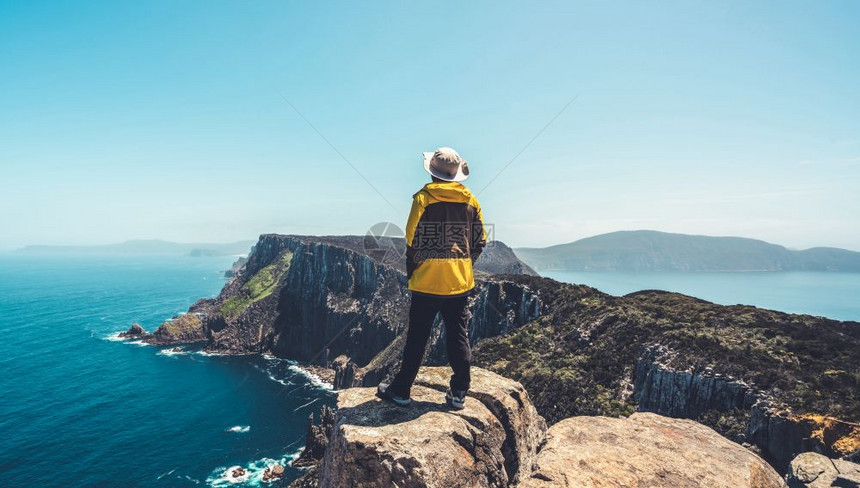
221;251;293;319
473;275;860;434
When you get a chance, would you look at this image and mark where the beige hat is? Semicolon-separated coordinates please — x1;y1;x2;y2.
422;147;470;182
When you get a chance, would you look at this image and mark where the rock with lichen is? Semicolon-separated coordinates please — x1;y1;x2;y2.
786;451;860;488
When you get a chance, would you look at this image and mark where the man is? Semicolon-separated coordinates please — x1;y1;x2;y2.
377;147;486;410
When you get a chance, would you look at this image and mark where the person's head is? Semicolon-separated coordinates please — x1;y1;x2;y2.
422;147;469;183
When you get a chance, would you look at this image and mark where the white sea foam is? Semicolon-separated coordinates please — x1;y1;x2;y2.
157;468;176;480
268;374;293;387
206;449;301;487
207;465;248;486
195;350;226;357
103;331;151;346
157;347;188;357
291;398;319;412
260;355;334;390
226;425;250;433
288;364;334;391
104;332;127;342
264;370;292;387
254;362;294;387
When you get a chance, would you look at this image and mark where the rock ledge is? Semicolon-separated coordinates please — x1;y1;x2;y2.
295;367;786;488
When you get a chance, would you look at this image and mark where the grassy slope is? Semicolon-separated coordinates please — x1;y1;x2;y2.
220;251;293;319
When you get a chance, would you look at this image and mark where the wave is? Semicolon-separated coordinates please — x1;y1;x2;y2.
103;332;151;347
195;350;226;357
157;347;188;357
156;469;177;480
103;332;129;342
261;355;334;390
226;425;250;433
155;470;201;485
288;364;334;391
205;449;302;487
291;398;319;413
253;361;294;387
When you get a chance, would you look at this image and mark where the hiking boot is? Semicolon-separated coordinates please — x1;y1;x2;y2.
446;388;467;410
376;383;412;407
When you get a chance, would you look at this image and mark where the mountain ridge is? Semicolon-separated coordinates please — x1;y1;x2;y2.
515;230;860;272
16;239;256;256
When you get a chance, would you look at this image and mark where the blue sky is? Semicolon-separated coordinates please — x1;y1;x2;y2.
1;1;858;251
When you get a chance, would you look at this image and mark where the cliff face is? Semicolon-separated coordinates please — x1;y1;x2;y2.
144;234;540;383
142;233;860;472
255;236;409;366
633;347;760;419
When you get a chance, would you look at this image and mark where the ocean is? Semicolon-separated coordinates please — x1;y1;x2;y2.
542;270;860;322
0;254;336;487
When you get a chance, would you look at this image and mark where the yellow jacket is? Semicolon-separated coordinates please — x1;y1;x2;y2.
405;181;487;296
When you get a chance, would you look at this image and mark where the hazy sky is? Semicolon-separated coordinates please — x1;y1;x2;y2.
2;1;858;251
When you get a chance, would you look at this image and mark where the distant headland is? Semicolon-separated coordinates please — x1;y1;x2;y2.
15;239;255;257
516;230;860;272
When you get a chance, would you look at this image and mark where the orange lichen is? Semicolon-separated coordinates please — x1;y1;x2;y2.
795;413;860;456
831;427;860;455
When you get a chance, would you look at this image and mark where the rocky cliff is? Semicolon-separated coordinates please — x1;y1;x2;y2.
137;233;860;473
473;278;860;470
143;234;541;389
292;367;786;488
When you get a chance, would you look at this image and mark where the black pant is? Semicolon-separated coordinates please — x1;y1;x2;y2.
389;293;471;397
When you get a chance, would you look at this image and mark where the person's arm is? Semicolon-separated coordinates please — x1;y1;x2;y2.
470;199;487;264
405;193;425;279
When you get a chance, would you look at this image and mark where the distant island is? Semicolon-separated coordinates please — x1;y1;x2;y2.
17;239;255;257
515;230;860;272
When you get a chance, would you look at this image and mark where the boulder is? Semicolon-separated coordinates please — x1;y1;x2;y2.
118;323;146;337
786;451;860;488
145;313;205;345
519;412;785;488
414;366;546;483
318;367;545;488
262;463;285;482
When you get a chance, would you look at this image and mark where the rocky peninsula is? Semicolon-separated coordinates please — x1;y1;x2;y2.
132;233;860;481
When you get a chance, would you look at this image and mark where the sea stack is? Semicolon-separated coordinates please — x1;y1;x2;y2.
262;464;285;481
118;323;146;338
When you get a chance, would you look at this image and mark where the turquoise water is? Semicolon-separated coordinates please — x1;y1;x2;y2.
542;270;860;322
0;254;335;487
